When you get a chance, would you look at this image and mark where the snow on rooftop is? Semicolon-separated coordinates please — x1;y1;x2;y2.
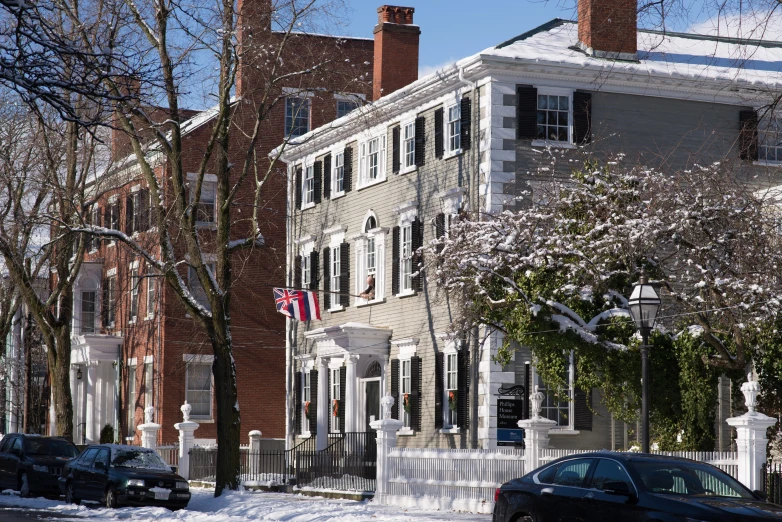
490;20;782;88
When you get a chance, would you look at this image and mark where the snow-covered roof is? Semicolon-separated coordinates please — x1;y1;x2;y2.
277;19;782;161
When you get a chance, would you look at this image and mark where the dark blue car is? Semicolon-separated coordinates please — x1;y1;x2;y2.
0;434;79;497
493;452;782;522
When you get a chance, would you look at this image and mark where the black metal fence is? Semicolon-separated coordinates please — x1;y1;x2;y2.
188;432;376;492
763;462;782;504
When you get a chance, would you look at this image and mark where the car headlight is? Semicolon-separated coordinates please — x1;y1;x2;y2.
126;479;145;487
176;481;189;490
32;464;48;473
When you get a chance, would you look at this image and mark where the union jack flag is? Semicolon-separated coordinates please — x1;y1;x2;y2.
273;288;321;321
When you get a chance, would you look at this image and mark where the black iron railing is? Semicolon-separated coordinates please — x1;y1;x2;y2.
764;462;782;505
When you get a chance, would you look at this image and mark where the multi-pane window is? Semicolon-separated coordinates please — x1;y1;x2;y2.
330;368;340;433
336;99;359;118
189;263;215;310
536;94;570;143
446;353;458;426
129;267;139;322
302;253;311;288
186;363;212;418
400;224;413;292
146;267;155;318
90;207;100;250
535;359;572;428
365;216;377;282
330;245;341;307
302;371;311;433
304;165;315;205
143;362;153;410
359;136;386;184
334;152;345;193
403;122;415;168
81;291;95;334
760;119;782;163
191;181;216;224
104;276;116;327
129;192;140;233
401;359;411;428
447;105;461;153
109;202;120;231
126;364;136;437
285;97;310;138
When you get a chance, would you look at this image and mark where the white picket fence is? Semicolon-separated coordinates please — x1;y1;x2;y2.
385;448;526;514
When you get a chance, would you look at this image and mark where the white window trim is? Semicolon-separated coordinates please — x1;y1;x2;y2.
331;150;346;199
300;358;315;438
299;241;315;289
285;96;311;138
354;212;386;306
326;228;346;312
128;263;140;324
393;202;418;298
531;87;576;149
401;119;417;174
756;112;782;166
531;351;575;431
442;340;462;429
393;339;417;434
445;102;463;158
357;134;387;189
302;164;316;210
186;173;218;227
145;268;156;320
184;356;214;420
334;92;366;102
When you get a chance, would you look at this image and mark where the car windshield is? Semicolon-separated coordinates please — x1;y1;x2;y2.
110;449;169;470
634;461;753;499
24;439;79;458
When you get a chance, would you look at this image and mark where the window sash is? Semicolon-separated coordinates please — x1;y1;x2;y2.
335;153;345;193
536;94;571;144
302;254;311;287
759;123;782;163
330;368;340;432
403;122;415;168
401;224;412;291
144;362;153;410
330;245;340;307
81;291;95;334
106;277;116;326
401;360;411;428
130;268;139;321
304;166;314;204
189;264;215;309
366;237;376;276
446;353;458;390
336;100;358;118
186;363;212;418
146;268;155;317
360;136;385;183
126;364;136;437
447;105;461;152
191;181;216;223
285;97;310;138
534;357;573;428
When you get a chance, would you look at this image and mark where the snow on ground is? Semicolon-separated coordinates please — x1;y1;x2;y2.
0;488;491;521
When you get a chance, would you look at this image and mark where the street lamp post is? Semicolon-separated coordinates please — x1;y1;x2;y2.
627;271;661;454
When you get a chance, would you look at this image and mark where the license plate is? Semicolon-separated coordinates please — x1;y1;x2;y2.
154;491;170;500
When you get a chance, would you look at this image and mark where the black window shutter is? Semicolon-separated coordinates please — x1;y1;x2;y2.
434;352;444;429
137;189;148;232
392;126;401;174
323;154;332;199
295;167;302;209
294;255;302;289
339;243;350;307
294;371;302;434
390;359;400;421
309;369;318;435
411;218;423;292
517;86;538;139
740;110;759;161
322;247;331;310
101;278;109;325
309;251;319;290
125;195;134;234
435;213;445;239
573;91;592;145
410;355;422;432
313;161;322;204
414;116;426;167
391;226;400;295
434;108;444;158
457;349;470;429
343;147;353;192
574;387;592;431
460;97;472;150
523;363;530;420
339;366;346;433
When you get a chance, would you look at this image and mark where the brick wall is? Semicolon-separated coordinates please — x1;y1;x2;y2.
372;6;419;101
577;0;637;56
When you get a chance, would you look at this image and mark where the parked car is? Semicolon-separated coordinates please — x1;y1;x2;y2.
0;433;80;497
58;444;190;510
493;452;782;522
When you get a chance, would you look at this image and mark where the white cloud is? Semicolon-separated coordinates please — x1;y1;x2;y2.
689;10;782;41
418;58;458;79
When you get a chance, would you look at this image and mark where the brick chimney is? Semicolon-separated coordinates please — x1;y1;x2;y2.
236;0;273;98
578;0;637;60
373;5;420;101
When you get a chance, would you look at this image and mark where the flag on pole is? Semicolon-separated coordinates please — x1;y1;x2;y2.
274;288;321;321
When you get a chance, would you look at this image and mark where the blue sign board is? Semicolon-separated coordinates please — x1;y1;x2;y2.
497;428;525;447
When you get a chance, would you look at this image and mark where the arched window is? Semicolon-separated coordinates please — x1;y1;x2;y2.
365;215;377;232
364;361;382;378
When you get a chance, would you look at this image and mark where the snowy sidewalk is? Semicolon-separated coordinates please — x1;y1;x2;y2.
0;488;492;521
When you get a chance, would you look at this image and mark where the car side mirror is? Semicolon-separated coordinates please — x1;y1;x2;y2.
170;466;178;474
753;490;768;501
604;481;633;497
95;461;107;472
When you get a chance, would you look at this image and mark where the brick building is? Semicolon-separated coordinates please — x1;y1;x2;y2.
62;0;374;446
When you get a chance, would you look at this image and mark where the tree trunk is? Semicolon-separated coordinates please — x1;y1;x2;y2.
50;326;74;440
211;322;240;496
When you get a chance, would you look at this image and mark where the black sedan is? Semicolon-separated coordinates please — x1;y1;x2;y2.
59;444;190;510
493;452;782;522
0;434;80;497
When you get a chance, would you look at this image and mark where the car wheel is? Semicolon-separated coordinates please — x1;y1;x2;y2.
511;516;533;522
105;486;118;509
65;482;80;505
18;473;30;498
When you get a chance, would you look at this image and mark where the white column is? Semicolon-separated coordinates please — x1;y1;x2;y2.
344;355;358;433
248;430;262;478
137;406;161;449
517;386;557;473
726;379;777;491
85;363;98;443
175;403;199;480
370;395;404;505
316;357;329;450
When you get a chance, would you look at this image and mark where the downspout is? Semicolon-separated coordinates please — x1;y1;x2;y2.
459;64;481;449
285;164;294;452
115;344;121;443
